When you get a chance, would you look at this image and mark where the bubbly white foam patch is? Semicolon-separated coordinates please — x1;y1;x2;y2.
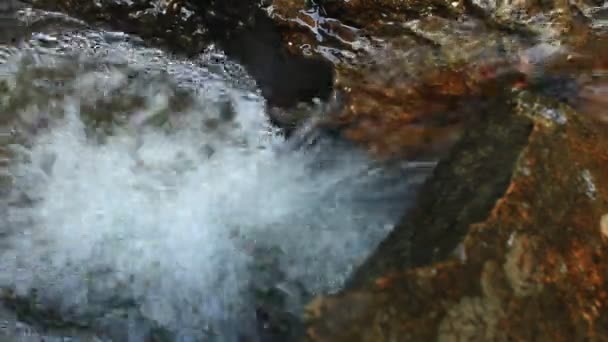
0;19;419;339
0;93;409;338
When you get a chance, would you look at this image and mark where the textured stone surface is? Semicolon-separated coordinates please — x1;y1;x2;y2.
267;0;606;158
304;90;608;340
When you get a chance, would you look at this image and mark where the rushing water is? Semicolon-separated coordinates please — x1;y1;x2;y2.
0;6;427;341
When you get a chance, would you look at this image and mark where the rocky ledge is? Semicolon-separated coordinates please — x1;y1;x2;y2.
305;89;608;341
266;1;608;340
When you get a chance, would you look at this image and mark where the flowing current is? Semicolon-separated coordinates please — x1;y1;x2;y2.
0;7;425;341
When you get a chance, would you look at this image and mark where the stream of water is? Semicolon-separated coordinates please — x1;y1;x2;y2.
0;5;427;341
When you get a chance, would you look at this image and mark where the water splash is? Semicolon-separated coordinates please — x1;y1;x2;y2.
0;16;423;341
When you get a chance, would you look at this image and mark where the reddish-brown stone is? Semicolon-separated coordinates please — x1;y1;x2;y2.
269;0;608;159
304;91;608;340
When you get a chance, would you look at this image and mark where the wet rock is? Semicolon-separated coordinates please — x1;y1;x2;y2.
267;0;607;157
24;0;606;147
266;0;534;157
304;90;608;340
26;0;335;112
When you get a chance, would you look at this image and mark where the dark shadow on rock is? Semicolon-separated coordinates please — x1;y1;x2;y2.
25;0;335;121
346;93;534;288
222;12;333;107
183;0;334;111
194;1;335;131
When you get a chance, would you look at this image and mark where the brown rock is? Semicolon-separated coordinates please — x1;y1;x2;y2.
269;0;608;158
304;90;608;340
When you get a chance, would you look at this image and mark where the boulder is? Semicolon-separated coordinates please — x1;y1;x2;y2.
304;89;608;340
267;0;606;157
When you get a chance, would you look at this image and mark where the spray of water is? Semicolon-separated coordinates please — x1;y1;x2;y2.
0;22;425;341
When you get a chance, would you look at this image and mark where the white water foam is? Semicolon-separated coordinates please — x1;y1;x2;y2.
0;26;421;340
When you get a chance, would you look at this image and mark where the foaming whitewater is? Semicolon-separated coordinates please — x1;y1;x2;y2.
0;13;425;342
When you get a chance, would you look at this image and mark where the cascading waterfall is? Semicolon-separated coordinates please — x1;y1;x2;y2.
0;8;428;341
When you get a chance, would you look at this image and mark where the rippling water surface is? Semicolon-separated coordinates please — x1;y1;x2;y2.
0;6;424;341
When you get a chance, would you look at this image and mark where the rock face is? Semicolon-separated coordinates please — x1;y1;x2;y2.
262;0;608;340
304;90;608;341
267;0;606;157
